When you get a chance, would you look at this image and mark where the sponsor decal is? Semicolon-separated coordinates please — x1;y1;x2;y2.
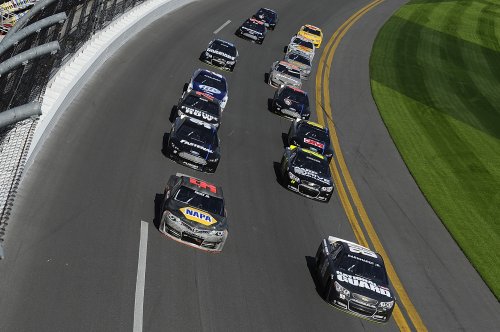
336;271;392;298
180;139;213;153
208;49;235;60
189;177;217;193
293;166;331;185
182;107;217;122
198;84;221;95
304;138;325;149
347;254;382;267
179;207;217;226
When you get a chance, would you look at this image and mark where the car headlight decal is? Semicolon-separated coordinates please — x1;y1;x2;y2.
334;281;350;296
321;186;333;192
379;300;394;309
288;171;300;183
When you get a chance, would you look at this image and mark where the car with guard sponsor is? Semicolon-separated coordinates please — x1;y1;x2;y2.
160;173;228;252
284;50;312;80
268;61;302;88
314;236;395;322
235;17;267;44
175;90;221;128
164;116;220;173
286;35;315;60
252;7;278;30
287;119;333;161
199;39;238;72
184;69;229;109
271;85;310;120
279;145;333;202
297;24;323;48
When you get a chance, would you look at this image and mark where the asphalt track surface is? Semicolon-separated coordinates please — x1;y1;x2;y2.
1;0;499;331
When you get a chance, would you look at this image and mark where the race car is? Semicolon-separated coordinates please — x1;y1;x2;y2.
235;17;267;44
252;8;278;30
279;145;333;202
164;116;220;173
314;237;395;323
271;85;310;120
184;69;228;109
284;50;312;80
286;35;315;60
268;61;302;88
175;90;221;128
159;173;228;252
297;24;323;48
287;119;333;161
199;39;238;72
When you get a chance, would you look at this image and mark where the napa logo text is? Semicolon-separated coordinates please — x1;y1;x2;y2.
180;207;217;226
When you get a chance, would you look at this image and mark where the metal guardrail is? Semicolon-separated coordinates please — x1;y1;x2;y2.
0;0;148;258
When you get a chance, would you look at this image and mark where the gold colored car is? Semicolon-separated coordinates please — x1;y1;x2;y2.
297;24;323;48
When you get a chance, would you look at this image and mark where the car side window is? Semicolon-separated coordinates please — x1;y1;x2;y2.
331;242;343;260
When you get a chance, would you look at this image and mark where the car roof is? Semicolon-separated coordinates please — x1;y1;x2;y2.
177;173;224;198
338;241;385;265
195;68;225;80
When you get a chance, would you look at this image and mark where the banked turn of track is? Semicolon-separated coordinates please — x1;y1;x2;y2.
0;0;499;331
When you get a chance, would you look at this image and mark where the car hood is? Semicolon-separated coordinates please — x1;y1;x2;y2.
206;48;236;61
292;166;332;186
192;82;226;102
335;270;393;301
171;134;217;159
167;199;227;230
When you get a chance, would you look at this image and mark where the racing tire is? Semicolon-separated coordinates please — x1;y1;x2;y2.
182;83;188;92
229;64;235;72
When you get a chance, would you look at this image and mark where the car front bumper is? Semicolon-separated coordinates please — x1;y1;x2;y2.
285;177;331;202
327;293;393;323
159;215;227;252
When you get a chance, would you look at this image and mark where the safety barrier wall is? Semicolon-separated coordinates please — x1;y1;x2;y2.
0;0;150;258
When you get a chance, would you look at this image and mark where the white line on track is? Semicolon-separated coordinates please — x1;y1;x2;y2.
213;20;231;34
133;220;149;332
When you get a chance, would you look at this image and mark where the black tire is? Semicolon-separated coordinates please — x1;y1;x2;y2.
182;83;188;92
229;64;235;72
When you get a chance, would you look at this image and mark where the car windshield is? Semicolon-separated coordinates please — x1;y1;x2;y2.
210;40;237;57
297;124;329;143
287;53;310;66
245;20;266;33
193;72;227;93
276;64;301;79
177;121;217;146
182;95;220;116
292;151;329;177
293;38;314;49
337;253;388;285
304;26;321;36
174;186;224;216
256;8;276;20
280;88;309;105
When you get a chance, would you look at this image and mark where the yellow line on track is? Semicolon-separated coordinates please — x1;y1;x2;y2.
315;1;428;331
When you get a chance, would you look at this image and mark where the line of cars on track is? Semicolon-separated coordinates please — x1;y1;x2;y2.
156;8;396;323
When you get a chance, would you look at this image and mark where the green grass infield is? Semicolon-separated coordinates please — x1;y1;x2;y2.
370;0;500;299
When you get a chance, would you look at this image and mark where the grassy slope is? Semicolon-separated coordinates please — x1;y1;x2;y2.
370;0;500;299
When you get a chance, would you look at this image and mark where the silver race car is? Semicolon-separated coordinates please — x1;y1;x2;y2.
284;50;312;80
159;173;228;252
268;61;302;88
287;35;315;60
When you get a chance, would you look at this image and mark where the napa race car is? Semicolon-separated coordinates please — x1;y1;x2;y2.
314;237;395;323
252;7;278;30
184;69;228;109
160;173;228;252
164;116;220;173
297;24;323;48
271;85;310;120
268;61;302;88
284;50;312;80
200;39;238;71
286;35;315;60
287;119;333;161
235;18;267;44
279;145;333;202
175;90;221;128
